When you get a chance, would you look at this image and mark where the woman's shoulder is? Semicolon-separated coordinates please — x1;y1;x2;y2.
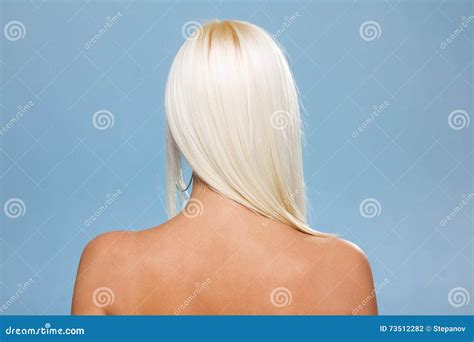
292;235;377;314
296;235;373;281
72;228;165;314
315;236;369;262
79;230;138;266
77;225;172;272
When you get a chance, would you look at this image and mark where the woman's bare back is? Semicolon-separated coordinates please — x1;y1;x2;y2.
72;184;377;315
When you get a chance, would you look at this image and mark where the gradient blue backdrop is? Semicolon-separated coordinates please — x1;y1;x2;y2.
0;0;472;315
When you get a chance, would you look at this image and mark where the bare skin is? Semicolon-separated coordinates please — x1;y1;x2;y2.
72;179;378;315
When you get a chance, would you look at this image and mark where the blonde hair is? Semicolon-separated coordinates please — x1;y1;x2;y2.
165;20;329;237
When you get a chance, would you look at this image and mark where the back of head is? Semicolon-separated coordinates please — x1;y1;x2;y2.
165;20;328;237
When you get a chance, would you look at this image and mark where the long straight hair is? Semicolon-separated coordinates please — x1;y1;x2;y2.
165;20;329;237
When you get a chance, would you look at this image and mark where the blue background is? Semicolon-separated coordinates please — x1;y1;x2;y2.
0;0;472;315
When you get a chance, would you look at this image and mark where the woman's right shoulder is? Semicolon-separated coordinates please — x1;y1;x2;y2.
297;235;377;314
300;235;372;277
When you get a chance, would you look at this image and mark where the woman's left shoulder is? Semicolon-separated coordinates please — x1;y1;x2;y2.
71;230;138;314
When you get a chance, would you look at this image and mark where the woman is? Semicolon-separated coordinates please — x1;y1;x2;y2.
72;20;377;315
